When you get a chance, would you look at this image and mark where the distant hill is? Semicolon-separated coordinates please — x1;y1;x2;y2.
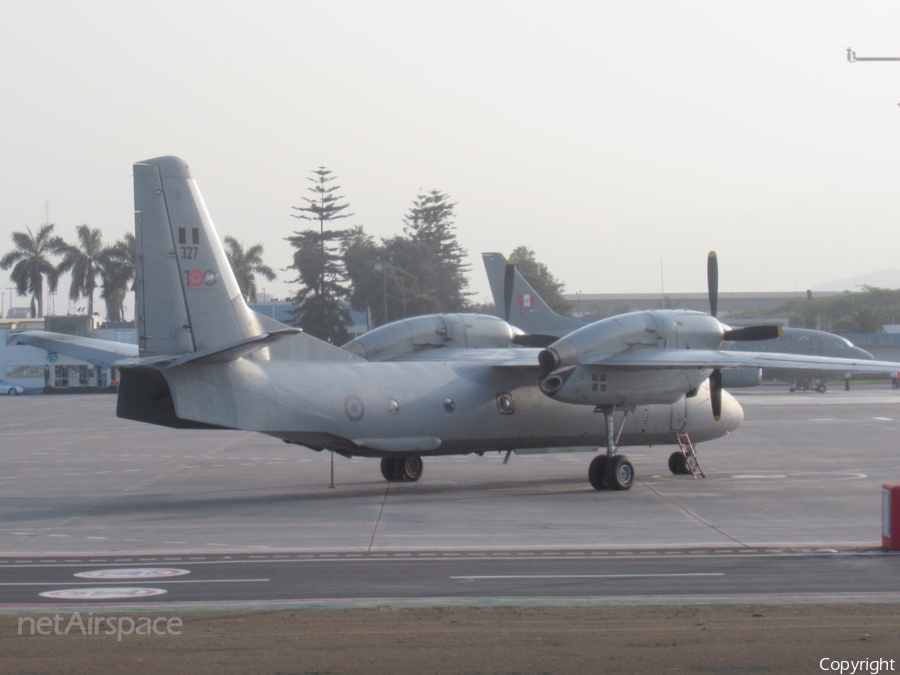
812;269;900;292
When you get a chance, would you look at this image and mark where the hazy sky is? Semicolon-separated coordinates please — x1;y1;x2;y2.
3;1;900;316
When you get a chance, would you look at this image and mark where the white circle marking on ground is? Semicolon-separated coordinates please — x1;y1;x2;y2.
40;587;168;600
74;568;190;579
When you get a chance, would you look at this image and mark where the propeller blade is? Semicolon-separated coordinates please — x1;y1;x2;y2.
503;260;516;322
512;333;559;348
710;368;722;421
723;325;783;342
707;251;718;318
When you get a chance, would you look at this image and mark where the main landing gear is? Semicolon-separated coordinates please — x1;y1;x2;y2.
589;407;634;491
380;456;424;482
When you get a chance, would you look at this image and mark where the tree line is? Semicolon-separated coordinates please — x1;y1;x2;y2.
1;224;134;321
1;166;573;342
732;286;900;334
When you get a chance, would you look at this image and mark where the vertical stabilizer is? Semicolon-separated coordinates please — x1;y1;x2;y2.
134;156;263;356
482;252;581;337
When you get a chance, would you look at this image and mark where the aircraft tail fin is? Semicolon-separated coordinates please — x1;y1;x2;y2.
132;156;354;364
481;252;582;338
134;156;265;356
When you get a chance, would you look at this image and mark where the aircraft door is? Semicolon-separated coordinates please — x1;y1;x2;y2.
670;395;687;431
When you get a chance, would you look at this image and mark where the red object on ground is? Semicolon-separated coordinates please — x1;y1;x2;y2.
883;484;900;550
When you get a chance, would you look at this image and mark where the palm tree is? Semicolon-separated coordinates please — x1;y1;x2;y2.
0;224;65;318
223;236;276;302
56;225;104;317
97;232;135;322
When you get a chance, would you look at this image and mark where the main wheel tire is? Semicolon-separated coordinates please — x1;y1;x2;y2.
399;456;423;482
588;455;608;490
380;458;396;481
817;384;827;393
604;455;635;491
8;388;17;395
668;452;682;475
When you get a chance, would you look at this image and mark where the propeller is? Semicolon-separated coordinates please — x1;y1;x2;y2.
706;250;783;420
707;251;718;319
512;333;558;348
723;325;783;341
707;251;723;420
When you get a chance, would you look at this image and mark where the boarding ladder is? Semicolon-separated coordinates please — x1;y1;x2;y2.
674;432;705;479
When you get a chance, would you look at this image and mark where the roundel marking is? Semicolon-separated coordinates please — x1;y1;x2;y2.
74;568;190;580
344;395;365;421
188;269;204;287
39;587;168;600
204;270;218;286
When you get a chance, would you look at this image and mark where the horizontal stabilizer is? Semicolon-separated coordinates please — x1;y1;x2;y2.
12;331;139;367
165;329;302;368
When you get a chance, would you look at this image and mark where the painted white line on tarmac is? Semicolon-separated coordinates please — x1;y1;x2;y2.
451;573;725;580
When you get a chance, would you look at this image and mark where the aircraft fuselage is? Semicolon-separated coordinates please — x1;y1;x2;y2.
157;357;742;457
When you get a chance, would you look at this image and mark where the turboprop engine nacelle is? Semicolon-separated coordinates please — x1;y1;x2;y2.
537;310;723;407
344;313;518;361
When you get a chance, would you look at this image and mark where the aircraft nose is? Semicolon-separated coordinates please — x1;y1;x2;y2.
719;390;744;432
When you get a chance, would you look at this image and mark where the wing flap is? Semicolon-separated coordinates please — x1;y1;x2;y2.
594;348;898;373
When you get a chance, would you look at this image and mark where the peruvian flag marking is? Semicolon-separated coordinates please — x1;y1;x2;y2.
519;293;537;314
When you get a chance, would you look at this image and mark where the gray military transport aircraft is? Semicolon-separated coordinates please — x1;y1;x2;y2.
14;156;900;492
483;253;876;392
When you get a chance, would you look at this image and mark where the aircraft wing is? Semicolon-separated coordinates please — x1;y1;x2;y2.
12;330;139;367
594;348;897;373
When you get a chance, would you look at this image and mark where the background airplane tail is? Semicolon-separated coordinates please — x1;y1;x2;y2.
482;252;582;337
133;156;266;357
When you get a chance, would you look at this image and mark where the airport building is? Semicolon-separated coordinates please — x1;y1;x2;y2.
3;292;899;394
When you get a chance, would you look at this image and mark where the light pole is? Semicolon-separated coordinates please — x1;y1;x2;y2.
847;48;900;62
374;260;387;325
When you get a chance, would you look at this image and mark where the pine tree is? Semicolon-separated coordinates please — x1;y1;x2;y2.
287;167;353;343
403;190;469;312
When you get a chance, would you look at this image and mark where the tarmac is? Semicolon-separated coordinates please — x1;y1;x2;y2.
1;386;900;609
1;386;898;555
